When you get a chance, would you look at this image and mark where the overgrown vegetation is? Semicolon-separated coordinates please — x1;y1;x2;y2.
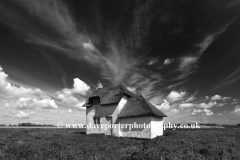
0;128;239;160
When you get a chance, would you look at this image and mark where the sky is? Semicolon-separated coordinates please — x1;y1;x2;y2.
0;0;240;125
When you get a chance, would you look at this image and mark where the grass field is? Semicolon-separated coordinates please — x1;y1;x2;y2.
0;128;239;160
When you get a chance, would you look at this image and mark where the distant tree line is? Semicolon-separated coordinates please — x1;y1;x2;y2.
1;123;54;127
18;122;54;127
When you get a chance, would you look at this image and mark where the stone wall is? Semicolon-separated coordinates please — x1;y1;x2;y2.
119;116;151;139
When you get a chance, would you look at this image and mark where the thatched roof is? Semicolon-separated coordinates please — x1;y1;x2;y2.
118;95;167;118
93;105;115;118
82;84;167;118
82;84;134;107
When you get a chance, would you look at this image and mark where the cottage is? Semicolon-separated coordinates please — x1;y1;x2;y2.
82;84;167;139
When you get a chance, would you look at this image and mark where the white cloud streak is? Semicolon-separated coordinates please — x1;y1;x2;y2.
178;25;231;79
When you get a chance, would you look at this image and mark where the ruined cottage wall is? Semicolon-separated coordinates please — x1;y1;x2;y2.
151;116;163;138
119;116;151;139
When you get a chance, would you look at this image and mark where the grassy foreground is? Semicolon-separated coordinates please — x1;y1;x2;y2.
0;128;239;160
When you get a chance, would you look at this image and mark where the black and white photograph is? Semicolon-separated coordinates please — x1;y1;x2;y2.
0;0;240;159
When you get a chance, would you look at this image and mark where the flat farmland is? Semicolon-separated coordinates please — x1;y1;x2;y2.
0;128;239;160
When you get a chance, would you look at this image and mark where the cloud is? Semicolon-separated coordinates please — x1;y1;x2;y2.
191;109;202;115
3;113;11;117
167;80;189;89
211;95;232;101
177;56;199;79
179;56;198;71
15;111;30;119
62;78;90;96
210;66;240;91
0;0;160;86
185;96;196;103
18;0;83;41
202;109;214;116
15;97;58;110
56;78;90;110
232;105;240;114
231;99;238;104
170;108;180;113
67;109;72;113
233;99;238;102
216;103;226;107
83;39;96;52
166;91;186;103
197;35;215;56
0;66;44;99
0;72;89;112
156;99;170;111
146;57;159;66
99;42;139;84
178;27;231;79
193;109;203;113
0;66;59;111
126;72;162;100
57;94;79;104
211;95;222;101
179;103;196;109
198;102;217;109
192;108;214;116
163;58;174;65
5;103;9;107
223;97;231;100
226;0;240;8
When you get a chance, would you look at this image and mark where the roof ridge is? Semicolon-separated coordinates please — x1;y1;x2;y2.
118;95;167;117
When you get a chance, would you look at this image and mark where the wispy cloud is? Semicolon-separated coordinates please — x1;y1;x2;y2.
185;96;196;103
179;56;198;71
2;0;158;86
163;58;174;65
226;0;240;8
146;57;160;66
211;95;232;101
210;66;240;91
177;24;232;79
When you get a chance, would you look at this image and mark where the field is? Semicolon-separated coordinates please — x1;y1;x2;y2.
0;128;240;160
